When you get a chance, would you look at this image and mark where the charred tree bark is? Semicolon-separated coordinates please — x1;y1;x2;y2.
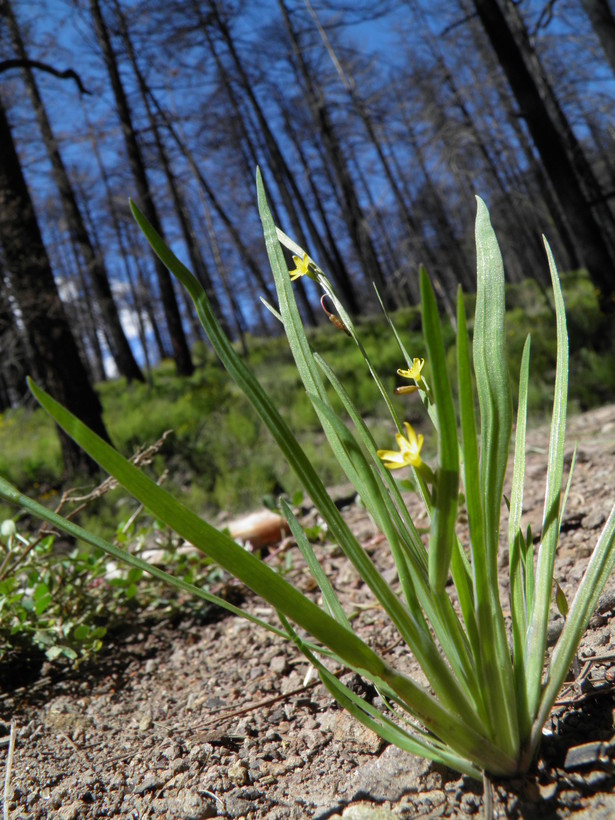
472;0;615;310
0;98;110;475
581;0;615;78
5;0;144;383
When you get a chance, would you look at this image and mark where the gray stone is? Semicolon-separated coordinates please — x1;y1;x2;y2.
583;510;607;530
270;654;288;674
133;775;164;795
572;793;615;818
341;744;431;803
167;789;214;819
341;802;397;819
564;741;609;770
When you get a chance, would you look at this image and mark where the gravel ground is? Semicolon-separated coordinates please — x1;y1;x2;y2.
2;404;615;819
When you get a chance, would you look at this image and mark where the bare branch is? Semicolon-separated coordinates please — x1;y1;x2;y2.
532;0;559;36
439;11;479;37
0;58;91;94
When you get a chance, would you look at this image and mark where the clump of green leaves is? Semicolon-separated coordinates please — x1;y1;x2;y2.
0;507;222;674
1;175;614;780
1;521;109;666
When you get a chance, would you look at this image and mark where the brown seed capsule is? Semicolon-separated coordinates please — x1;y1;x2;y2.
320;295;351;336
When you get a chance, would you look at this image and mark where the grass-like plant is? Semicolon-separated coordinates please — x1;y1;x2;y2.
1;172;615;780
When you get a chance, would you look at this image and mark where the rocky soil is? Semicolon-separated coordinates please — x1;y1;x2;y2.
2;405;615;819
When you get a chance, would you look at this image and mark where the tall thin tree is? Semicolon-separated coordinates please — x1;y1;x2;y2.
277;0;393;307
472;0;615;309
89;0;194;375
110;0;229;340
5;0;145;382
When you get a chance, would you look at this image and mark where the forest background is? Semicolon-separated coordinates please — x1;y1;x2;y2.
2;0;615;513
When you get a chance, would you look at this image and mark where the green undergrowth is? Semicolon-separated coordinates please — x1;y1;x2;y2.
1;271;613;525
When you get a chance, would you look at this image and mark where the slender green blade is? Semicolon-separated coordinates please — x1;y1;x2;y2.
508;336;531;594
419;266;459;591
473;197;512;572
525;239;569;718
472;197;518;755
280;498;351;629
456;288;485;607
508;335;532;736
25;378;384;677
531;500;615;756
0;477;288;640
457;286;513;742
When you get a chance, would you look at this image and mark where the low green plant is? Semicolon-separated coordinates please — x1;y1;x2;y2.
0;520;110;666
1;174;615;781
0;493;221;670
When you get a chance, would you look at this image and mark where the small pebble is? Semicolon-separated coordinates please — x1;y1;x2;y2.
228;760;249;785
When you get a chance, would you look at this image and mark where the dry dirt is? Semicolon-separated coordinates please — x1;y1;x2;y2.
3;405;615;819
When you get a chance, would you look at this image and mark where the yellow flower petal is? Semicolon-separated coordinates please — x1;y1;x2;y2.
397;358;425;383
289;253;313;281
377;422;423;470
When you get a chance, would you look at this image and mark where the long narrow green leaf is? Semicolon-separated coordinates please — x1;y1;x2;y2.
508;336;531;599
473;197;518;756
314;352;483;712
559;446;577;530
457;286;513;742
525;238;569;719
529;501;615;762
280;498;351;629
278;613;483;779
473;197;512;574
0;476;288;641
419;267;459;591
25;380;382;672
509;335;532;738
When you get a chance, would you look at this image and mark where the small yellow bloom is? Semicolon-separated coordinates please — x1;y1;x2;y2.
397;358;424;383
289;253;314;281
377;422;424;470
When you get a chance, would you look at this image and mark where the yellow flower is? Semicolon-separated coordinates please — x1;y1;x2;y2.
289;253;315;281
377;422;424;470
397;358;424;383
